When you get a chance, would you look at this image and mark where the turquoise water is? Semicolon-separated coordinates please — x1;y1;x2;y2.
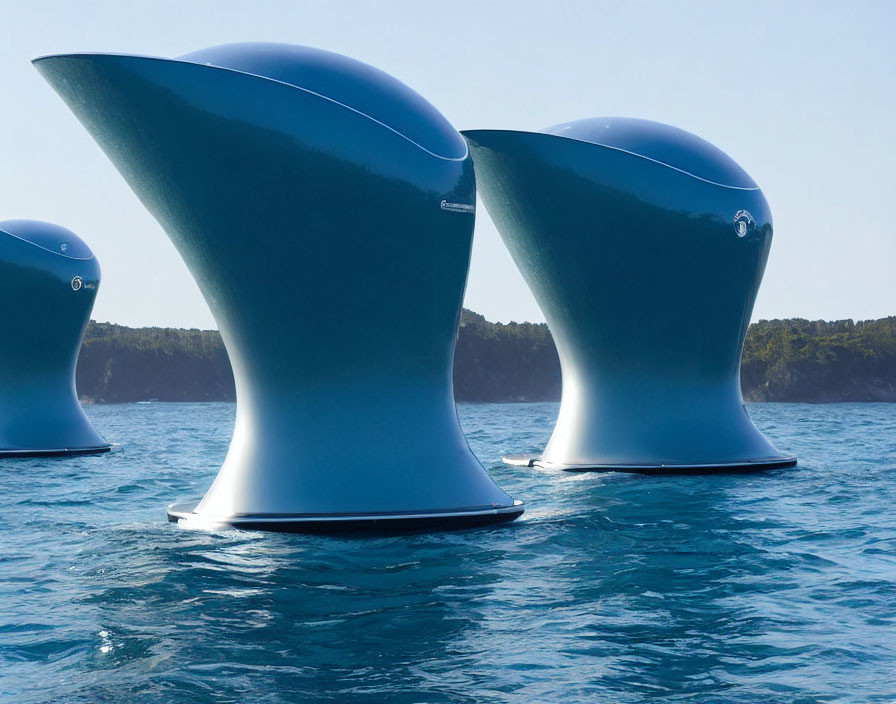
1;402;895;703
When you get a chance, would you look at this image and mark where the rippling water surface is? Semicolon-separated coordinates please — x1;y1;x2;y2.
1;402;895;703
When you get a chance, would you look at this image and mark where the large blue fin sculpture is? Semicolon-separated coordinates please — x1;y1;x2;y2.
35;43;522;530
464;118;795;473
0;219;109;456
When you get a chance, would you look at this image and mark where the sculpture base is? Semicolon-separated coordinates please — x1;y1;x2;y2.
167;500;525;534
0;444;111;458
503;454;797;474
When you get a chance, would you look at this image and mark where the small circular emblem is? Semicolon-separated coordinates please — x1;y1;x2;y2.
71;276;83;291
733;210;755;238
60;242;68;253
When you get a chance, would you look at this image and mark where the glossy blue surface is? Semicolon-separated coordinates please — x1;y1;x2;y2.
35;44;519;527
178;43;466;160
1;402;894;703
0;219;94;259
465;121;792;469
0;220;108;454
543;117;757;188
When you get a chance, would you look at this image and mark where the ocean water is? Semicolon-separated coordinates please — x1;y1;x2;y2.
1;402;894;704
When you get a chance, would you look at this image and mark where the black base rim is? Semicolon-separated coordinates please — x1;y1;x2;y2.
565;457;798;475
167;501;525;535
505;454;797;475
0;445;112;458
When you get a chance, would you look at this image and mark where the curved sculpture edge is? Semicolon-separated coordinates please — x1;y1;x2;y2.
167;500;525;534
465;122;795;474
34;44;521;529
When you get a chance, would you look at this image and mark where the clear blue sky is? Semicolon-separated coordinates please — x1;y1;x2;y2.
1;0;894;329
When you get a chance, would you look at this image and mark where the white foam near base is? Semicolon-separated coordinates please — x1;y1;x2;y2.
502;454;539;467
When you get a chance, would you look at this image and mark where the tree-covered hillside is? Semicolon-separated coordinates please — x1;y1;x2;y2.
77;322;234;403
74;313;896;403
454;309;560;401
741;317;896;402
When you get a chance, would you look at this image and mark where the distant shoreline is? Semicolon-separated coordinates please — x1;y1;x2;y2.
76;311;896;404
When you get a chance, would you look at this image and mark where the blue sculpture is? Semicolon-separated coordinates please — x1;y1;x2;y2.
35;43;523;530
464;118;795;472
0;219;109;456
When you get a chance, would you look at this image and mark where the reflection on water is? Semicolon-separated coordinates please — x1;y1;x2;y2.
1;402;895;702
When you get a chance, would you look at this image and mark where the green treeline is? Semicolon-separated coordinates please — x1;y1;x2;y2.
77;322;234;403
741;317;896;402
453;309;560;402
75;313;896;403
